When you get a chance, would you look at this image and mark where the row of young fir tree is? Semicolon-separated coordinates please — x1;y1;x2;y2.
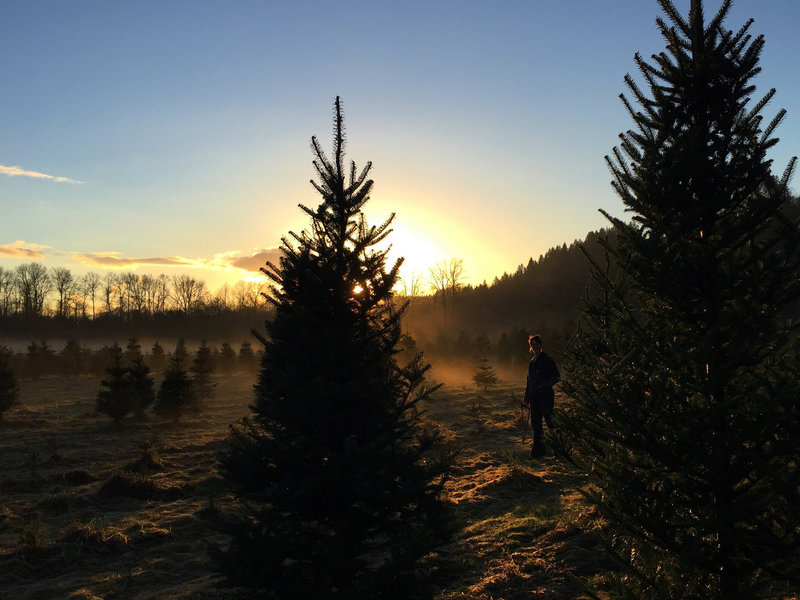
13;338;258;379
96;339;216;425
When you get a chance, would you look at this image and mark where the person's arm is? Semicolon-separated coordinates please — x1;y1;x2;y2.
540;356;560;389
523;366;532;405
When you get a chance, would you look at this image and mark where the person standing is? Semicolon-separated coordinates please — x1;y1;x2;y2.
523;334;560;458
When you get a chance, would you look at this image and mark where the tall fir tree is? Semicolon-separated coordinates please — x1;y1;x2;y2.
213;97;452;599
561;1;800;597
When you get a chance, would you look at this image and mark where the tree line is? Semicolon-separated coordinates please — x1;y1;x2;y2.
399;228;618;370
0;264;269;320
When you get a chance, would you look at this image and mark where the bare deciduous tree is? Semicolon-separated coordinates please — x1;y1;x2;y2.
428;260;449;314
0;268;16;317
15;262;53;317
447;258;465;311
232;280;263;310
153;274;170;313
102;272;117;315
139;274;155;317
400;270;425;298
52;267;75;318
429;258;465;321
171;274;207;314
216;282;229;308
123;272;146;316
82;272;101;319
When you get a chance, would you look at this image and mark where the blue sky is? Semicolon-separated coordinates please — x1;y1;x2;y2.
2;0;799;291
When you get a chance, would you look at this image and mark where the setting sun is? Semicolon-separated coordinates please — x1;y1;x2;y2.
384;223;445;284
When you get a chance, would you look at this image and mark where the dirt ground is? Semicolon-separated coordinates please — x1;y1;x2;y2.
0;369;607;600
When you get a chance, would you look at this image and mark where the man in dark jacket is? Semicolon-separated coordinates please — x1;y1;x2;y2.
523;334;560;458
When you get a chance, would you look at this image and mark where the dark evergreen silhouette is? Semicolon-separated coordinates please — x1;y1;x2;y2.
89;344;115;377
0;348;20;421
129;353;155;419
236;340;255;371
561;1;800;597
217;341;236;373
173;336;189;364
124;337;142;363
214;97;452;598
154;341;196;424
96;343;135;425
58;339;87;376
25;340;54;379
149;341;166;373
190;340;216;407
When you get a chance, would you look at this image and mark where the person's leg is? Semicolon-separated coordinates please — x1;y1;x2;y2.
531;405;545;457
543;410;558;457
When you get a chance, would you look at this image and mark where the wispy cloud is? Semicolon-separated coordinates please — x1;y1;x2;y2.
73;252;198;270
228;248;283;273
0;240;49;259
72;247;283;275
0;164;83;184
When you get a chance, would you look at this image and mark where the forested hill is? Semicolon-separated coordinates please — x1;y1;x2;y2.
402;228;616;360
402;189;799;363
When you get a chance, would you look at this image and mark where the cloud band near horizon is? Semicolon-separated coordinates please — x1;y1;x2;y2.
73;248;282;274
0;241;282;279
0;241;48;259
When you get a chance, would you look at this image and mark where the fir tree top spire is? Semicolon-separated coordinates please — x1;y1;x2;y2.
262;96;399;318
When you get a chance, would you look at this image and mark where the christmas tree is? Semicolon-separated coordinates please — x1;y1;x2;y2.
214;97;452;599
154;340;196;424
561;1;800;596
96;343;135;426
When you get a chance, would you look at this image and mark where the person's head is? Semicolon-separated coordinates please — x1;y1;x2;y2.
529;334;543;355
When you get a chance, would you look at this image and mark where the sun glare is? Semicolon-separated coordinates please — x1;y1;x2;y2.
386;225;445;283
240;271;269;284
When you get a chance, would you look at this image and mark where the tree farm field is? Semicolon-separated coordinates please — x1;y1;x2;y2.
0;369;608;600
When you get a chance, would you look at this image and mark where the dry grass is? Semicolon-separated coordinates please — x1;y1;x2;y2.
421;379;611;600
0;373;253;600
0;370;610;599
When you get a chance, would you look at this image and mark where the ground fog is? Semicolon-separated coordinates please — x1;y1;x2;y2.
0;367;609;599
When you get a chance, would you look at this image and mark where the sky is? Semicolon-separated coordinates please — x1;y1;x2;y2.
2;0;800;293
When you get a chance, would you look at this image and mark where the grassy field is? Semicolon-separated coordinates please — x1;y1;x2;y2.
0;368;609;599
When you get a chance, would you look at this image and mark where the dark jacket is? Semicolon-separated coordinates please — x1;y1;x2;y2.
524;351;560;412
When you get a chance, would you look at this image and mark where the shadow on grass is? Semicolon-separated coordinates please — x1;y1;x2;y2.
429;385;609;600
